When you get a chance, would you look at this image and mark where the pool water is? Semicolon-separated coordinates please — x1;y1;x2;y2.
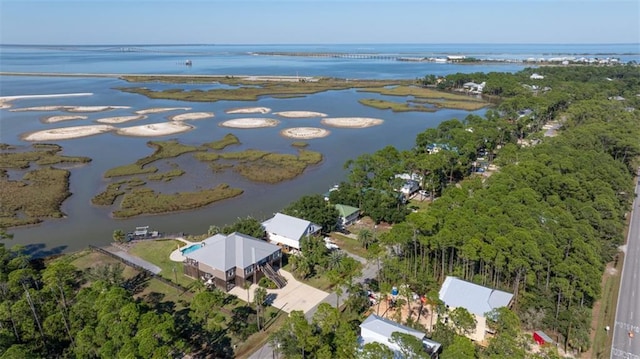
181;243;204;255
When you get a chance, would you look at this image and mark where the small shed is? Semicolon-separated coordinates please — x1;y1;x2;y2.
533;330;553;346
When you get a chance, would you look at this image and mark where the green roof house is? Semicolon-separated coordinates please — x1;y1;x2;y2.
335;204;360;227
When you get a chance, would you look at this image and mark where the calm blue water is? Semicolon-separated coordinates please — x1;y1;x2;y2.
0;43;638;256
181;243;204;255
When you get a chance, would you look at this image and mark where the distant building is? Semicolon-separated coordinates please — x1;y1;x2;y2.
262;212;322;251
533;330;554;346
359;314;442;358
439;276;514;342
182;232;283;292
530;73;545;80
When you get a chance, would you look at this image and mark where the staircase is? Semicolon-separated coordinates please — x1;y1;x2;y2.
262;263;287;289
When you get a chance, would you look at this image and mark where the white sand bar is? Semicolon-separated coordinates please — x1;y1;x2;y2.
219;118;280;128
23;125;114;141
12;105;129;113
135;107;191;115
225;107;271;114
96;115;147;124
42;115;88;123
116;122;194;137
321;117;384;128
65;106;130;113
274;111;328;118
170;112;215;121
280;127;330;139
1;93;93;110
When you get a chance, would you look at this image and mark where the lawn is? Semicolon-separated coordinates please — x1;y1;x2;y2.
589;255;622;359
128;239;196;287
330;233;369;258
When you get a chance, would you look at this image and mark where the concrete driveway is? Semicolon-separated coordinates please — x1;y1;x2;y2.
229;270;330;314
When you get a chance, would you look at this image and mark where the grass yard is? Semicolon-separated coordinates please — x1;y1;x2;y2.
589;255;623;359
330;233;369;258
128;239;196;287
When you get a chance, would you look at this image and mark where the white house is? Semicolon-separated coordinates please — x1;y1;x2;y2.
359;314;441;358
439;276;514;342
530;73;545;80
261;212;322;251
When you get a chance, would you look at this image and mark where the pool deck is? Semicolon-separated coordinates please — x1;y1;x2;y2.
169;237;194;262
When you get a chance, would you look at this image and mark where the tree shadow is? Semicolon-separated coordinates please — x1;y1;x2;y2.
123;271;150;294
15;243;68;259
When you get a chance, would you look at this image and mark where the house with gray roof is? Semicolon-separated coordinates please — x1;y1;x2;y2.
439;276;514;342
182;232;282;292
261;212;322;251
359;314;441;358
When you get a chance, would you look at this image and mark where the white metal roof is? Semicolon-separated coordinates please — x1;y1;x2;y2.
262;212;321;243
439;276;514;317
184;232;280;271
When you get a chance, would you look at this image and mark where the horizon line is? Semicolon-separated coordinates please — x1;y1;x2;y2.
1;42;639;47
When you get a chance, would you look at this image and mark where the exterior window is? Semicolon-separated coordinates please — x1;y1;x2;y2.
245;265;254;275
227;269;235;278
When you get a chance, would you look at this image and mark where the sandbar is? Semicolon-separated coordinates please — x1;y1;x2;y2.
42;115;88;123
225;107;271;114
219;118;280;128
280;127;330;139
12;105;129;112
116;122;194;137
96;115;147;124
0;93;93;110
22;125;115;141
274;111;328;118
169;112;215;121
321;117;384;128
135;107;191;115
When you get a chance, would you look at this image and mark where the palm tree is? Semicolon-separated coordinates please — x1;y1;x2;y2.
112;229;125;243
357;228;373;249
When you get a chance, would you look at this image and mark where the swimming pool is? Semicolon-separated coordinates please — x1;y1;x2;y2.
180;243;204;255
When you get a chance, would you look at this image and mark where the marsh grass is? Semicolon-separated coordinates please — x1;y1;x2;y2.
203;133;240;150
113;184;243;218
0;144;91;169
0;167;70;227
291;141;308;148
92;182;126;206
219;150;269;162
358;98;437;112
118;77;410;102
147;169;186;181
193;152;221;161
104;140;202;178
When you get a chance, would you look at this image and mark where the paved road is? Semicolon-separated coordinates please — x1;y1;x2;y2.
611;170;640;358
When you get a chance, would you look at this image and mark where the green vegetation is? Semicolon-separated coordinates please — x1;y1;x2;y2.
0;166;72;227
112;184;244;218
128;239;194;287
291;141;308;148
0;143;91;169
147;169;186;181
204;133;240;150
92;178;147;206
104;140;201;178
359;98;437;112
119;76;408;102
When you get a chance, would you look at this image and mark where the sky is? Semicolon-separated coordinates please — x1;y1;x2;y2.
0;0;639;45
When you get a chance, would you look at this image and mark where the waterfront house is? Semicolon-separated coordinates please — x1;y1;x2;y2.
530;73;545;80
359;314;442;358
438;276;514;342
182;232;283;292
335;204;360;227
262;212;322;251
